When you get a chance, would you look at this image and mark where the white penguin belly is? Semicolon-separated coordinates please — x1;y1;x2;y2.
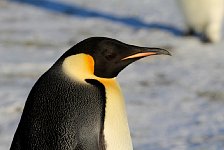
102;80;133;150
177;0;224;42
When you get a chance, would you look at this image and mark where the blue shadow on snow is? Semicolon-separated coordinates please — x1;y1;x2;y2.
11;0;184;36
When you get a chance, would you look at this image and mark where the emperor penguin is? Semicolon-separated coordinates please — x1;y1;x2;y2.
176;0;224;43
10;37;170;150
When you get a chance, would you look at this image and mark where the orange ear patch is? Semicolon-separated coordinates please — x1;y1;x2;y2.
85;55;95;74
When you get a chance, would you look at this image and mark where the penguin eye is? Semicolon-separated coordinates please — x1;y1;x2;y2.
105;53;117;61
101;49;117;61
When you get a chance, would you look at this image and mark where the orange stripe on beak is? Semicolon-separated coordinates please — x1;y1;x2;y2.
121;52;157;60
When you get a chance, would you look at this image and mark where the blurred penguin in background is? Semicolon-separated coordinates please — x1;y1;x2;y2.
176;0;224;43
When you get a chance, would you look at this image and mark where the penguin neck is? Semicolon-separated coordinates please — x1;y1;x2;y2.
62;54;133;150
62;53;115;85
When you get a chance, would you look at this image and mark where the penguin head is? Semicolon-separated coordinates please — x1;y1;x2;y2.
62;37;170;79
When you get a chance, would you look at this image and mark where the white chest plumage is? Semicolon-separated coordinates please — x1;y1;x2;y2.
62;54;133;150
102;80;132;150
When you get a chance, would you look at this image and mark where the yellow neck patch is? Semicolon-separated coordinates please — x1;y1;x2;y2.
62;53;115;86
62;54;133;150
62;54;95;82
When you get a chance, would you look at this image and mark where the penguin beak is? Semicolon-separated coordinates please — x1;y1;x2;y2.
121;47;171;60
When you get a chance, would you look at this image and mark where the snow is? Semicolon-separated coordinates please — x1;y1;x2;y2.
0;0;224;149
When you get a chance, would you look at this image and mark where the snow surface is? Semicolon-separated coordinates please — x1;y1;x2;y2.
0;0;224;149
